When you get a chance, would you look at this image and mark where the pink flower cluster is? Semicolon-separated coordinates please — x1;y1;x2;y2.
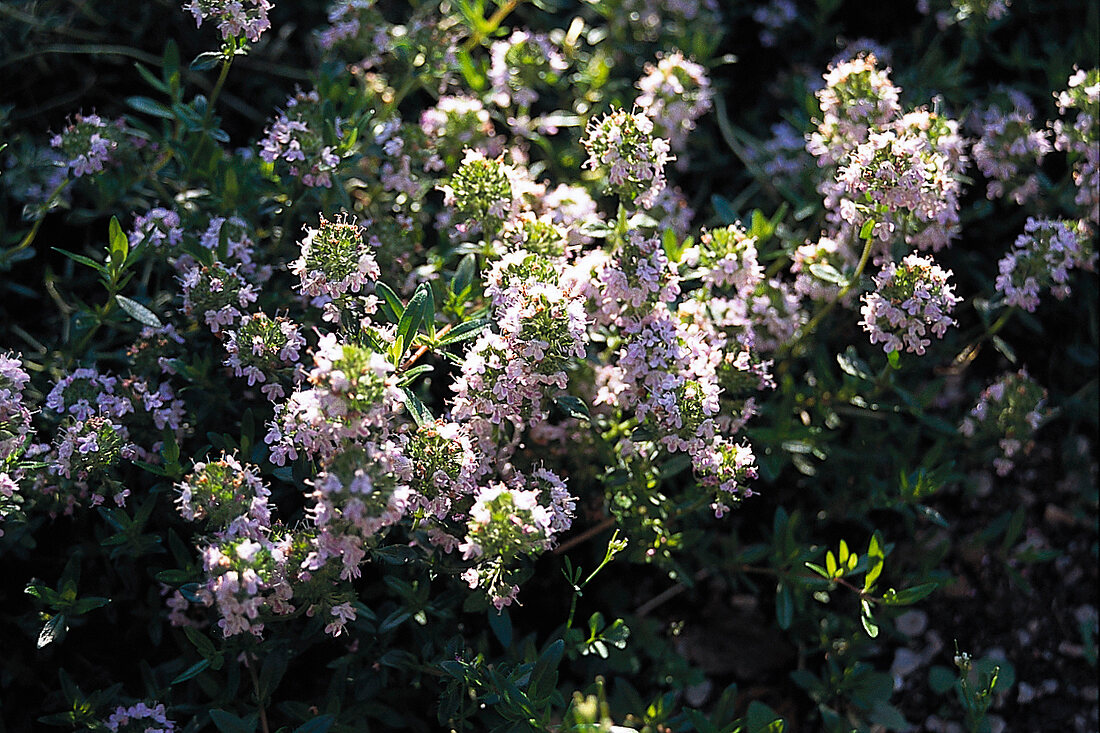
440;150;537;236
196;216;272;283
291;216;381;321
488;29;568;117
568;226;762;505
959;369;1048;476
179;261;259;334
46;369;185;490
104;701;175;733
53;414;135;485
971;89;1051;205
175;452;271;531
1;353;36;523
636;52;713;153
860;253;960;355
266;334;400;466
259;88;341;188
224;312;306;401
1053;68;1100;224
183;0;273;43
452;250;589;445
806;54;967;275
995;217;1095;311
685;224;764;294
458;483;556;609
419;96;504;172
199;535;293;637
1;353;34;461
582;108;672;208
50;112;126;178
129;207;183;249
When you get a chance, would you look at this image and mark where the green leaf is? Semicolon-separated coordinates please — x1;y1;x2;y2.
190;52;223;71
293;716;336;733
257;649;289;704
881;582;938;606
134;63;169;94
108;216;128;274
928;665;956;694
809;262;847;285
528;639;564;703
868;702;910;730
859;218;877;240
864;554;883;593
775;582;793;630
52;247;107;275
437;318;492;346
185;626;217;659
451;253;477;298
887;349;901;369
155;569;191;584
861;608;880;638
423;285;437;339
126;96;175;119
745;700;785;732
38;614;66;649
133;459;169;476
209;709;256;733
171;658;211;685
396;283;429;358
375;281;404;323
115;295;163;328
68;596;110;615
992;335;1017;363
488;608;512;648
837;348;873;380
400;387;434;428
553;395;591;422
805;562;829;579
396;364;434;385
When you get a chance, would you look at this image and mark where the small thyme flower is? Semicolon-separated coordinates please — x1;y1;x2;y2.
959;369;1049;475
860;254;961;355
995;217;1095;311
183;0;273;43
582;107;671;208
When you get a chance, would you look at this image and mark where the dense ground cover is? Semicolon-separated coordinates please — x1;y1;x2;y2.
1;1;1097;731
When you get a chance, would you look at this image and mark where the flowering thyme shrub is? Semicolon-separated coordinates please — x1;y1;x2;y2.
0;1;1097;732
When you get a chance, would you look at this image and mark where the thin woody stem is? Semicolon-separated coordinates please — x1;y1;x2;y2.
399;323;455;372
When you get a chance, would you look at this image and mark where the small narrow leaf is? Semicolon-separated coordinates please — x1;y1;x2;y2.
190;52;223;71
115;295;163;328
293;716;336;733
809;262;847;285
375;281;404;323
881;582;938;606
38;615;66;649
400;387;434;428
52;248;107;275
171;658;211;685
553;395;591;422
126;96;175;119
209;709;256;733
437;318;492;346
396;284;429;358
859;218;877;240
775;582;793;630
452;253;477;298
